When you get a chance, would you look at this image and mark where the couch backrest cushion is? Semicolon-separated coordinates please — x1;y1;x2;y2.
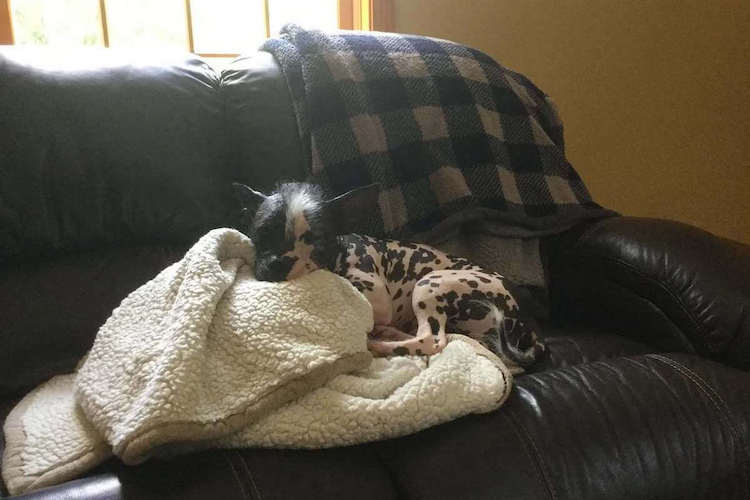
0;244;187;395
0;48;233;263
0;49;314;394
221;51;307;193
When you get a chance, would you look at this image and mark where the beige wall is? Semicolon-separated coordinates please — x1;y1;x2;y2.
393;0;750;244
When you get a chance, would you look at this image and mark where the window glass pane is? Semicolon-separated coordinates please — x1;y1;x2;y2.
105;0;187;50
191;0;266;55
12;0;103;47
268;0;337;36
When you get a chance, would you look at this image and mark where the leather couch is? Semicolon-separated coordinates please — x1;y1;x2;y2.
1;48;748;500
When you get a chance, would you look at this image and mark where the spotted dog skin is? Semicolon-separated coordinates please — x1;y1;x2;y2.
233;181;544;365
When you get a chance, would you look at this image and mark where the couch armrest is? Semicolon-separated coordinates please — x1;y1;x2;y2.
546;216;750;369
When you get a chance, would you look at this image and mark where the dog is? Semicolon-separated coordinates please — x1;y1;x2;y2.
233;182;544;366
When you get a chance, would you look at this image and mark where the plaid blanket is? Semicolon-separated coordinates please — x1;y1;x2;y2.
261;25;614;239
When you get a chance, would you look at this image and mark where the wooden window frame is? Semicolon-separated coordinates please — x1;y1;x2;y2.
339;0;392;32
0;0;394;53
0;0;12;44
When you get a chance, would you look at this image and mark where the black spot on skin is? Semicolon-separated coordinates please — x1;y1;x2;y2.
393;288;403;299
415;267;434;280
393;347;409;356
435;259;441;264
407;291;412;297
436;306;443;314
481;328;495;337
436;295;444;302
415;349;423;355
417;279;431;286
476;275;492;283
430;282;440;288
355;254;376;273
428;316;440;335
418;301;426;309
299;230;315;243
439;290;461;317
402;247;438;283
386;250;407;282
352;240;367;256
446;257;473;270
419;339;424;343
397;304;404;312
467;280;478;288
445;290;498;322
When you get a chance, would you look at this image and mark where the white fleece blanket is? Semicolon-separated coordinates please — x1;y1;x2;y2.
2;229;512;495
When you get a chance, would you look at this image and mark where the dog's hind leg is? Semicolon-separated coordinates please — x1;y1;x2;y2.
367;308;447;357
369;324;414;341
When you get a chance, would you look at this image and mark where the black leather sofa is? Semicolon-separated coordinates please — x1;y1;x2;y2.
1;48;748;500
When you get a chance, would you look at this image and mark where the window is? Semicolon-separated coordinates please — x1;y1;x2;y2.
0;0;393;67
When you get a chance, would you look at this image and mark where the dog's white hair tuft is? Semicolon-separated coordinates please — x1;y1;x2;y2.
285;186;318;236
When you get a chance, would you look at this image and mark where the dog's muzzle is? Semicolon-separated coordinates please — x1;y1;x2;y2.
255;255;298;282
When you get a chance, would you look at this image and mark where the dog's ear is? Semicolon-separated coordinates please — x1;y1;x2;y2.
324;183;380;233
232;182;267;214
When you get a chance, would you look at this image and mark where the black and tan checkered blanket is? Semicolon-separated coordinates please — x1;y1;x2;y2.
261;25;614;239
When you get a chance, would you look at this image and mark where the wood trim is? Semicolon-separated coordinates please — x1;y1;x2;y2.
184;0;194;52
98;0;109;47
262;0;270;37
340;0;391;32
360;0;371;30
0;0;13;44
351;0;362;30
338;0;353;30
196;52;239;58
371;0;393;32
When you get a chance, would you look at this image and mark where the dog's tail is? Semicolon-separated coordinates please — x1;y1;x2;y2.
473;300;545;368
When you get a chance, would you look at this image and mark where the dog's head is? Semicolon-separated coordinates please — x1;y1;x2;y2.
233;182;379;282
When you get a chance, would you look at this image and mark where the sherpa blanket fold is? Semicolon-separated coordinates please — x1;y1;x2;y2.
2;229;512;495
261;25;615;241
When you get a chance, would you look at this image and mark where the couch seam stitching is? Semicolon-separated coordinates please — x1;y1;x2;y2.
223;451;252;500
595;274;697;352
504;411;557;500
647;354;749;496
569;250;718;352
236;450;264;500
